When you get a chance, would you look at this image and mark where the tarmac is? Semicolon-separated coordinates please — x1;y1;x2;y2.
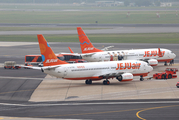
0;41;179;120
0;41;179;102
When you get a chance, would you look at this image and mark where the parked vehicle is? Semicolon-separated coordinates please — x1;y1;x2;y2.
4;61;21;69
176;82;179;88
153;68;178;79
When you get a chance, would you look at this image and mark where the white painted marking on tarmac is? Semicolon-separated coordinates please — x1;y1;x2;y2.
0;76;42;80
0;42;38;46
0;101;179;107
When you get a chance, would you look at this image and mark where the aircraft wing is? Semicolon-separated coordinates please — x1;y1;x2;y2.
20;65;41;70
58;53;81;56
81;53;96;57
21;65;61;70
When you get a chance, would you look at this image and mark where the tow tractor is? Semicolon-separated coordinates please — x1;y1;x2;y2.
153;68;178;79
4;61;21;69
176;82;179;88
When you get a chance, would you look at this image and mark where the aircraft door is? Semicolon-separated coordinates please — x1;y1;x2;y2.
64;67;68;76
98;54;102;61
166;51;170;58
121;51;127;60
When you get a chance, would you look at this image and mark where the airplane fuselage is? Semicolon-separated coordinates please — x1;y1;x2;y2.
44;60;153;80
82;48;176;64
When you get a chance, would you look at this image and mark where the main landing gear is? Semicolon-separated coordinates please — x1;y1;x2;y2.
85;79;92;84
164;61;168;66
85;79;110;85
140;75;144;81
103;79;110;85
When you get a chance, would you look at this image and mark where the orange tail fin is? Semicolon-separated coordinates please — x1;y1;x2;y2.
37;34;68;66
77;27;103;53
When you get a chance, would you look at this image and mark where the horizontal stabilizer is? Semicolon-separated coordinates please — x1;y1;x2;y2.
101;46;114;51
68;47;74;53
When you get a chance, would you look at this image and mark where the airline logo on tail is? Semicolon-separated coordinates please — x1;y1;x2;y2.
80;40;94;51
45;59;58;63
37;34;68;66
84;47;94;51
77;27;103;53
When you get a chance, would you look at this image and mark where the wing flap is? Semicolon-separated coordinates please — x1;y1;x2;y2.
97;71;124;78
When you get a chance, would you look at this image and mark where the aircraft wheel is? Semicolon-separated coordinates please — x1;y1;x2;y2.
85;80;88;84
103;80;110;85
168;74;172;79
89;80;92;84
85;80;92;84
140;76;144;81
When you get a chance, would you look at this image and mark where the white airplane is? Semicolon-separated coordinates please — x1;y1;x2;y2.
74;27;176;66
23;34;153;85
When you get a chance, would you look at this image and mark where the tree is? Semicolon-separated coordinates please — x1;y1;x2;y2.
135;0;152;7
124;0;130;6
154;1;161;6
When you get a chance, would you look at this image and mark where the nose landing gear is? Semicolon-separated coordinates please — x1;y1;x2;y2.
140;75;144;81
85;79;92;84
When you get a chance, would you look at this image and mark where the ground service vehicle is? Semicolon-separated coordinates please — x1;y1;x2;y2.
4;61;21;69
25;55;42;66
176;82;179;88
153;68;178;79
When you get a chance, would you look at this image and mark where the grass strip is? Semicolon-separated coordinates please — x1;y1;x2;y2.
0;33;178;44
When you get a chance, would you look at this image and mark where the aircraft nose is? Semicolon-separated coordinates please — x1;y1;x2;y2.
173;53;176;59
148;66;153;72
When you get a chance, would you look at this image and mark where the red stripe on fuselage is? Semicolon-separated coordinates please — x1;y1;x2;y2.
64;72;150;80
158;59;173;63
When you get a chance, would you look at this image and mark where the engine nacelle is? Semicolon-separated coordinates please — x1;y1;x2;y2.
147;59;158;66
116;73;133;82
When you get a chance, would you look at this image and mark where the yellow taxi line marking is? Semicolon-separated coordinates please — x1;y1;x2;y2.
136;105;179;120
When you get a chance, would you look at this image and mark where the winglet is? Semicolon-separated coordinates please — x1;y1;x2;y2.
68;47;74;53
77;27;103;53
37;34;69;66
158;48;163;57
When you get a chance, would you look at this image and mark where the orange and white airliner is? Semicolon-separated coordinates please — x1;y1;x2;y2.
24;34;153;85
75;27;176;66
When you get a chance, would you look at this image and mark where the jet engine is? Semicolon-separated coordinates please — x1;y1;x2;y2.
116;73;133;82
147;59;158;66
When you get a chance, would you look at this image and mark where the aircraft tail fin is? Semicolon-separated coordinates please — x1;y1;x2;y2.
37;34;69;66
77;27;103;53
158;48;163;57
